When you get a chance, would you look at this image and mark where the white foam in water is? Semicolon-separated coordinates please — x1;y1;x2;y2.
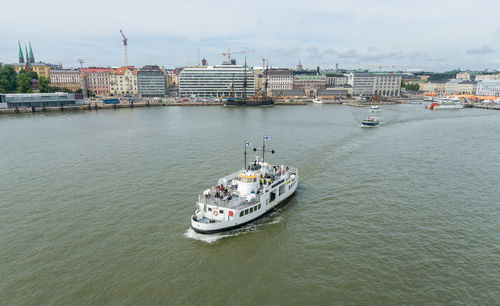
184;227;240;243
184;216;283;243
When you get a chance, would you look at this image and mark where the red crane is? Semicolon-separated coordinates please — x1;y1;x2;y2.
120;29;128;67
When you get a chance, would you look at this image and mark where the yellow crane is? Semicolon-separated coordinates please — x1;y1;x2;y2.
221;48;253;63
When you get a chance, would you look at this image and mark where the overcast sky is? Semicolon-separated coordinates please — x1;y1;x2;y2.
1;0;500;71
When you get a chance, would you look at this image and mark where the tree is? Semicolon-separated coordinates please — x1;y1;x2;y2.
38;76;51;93
17;73;33;93
0;66;18;93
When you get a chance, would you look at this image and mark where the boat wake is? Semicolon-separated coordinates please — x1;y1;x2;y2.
184;216;284;243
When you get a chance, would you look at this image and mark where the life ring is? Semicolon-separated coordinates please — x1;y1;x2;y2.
213;210;218;216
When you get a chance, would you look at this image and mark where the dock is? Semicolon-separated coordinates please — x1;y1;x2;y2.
0;100;223;114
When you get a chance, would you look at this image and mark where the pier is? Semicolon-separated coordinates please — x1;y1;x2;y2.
0;100;223;114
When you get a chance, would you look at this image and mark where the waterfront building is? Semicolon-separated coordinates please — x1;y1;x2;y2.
475;73;500;81
253;68;264;93
266;68;293;91
271;89;306;100
179;63;255;98
137;65;167;97
352;72;375;96
476;80;500;96
109;67;138;96
10;63;52;79
319;85;352;97
0;92;79;108
421;81;446;94
49;69;82;92
325;72;349;87
373;72;402;96
166;69;179;88
445;79;477;95
457;81;477;95
81;68;110;97
456;72;471;80
293;74;327;90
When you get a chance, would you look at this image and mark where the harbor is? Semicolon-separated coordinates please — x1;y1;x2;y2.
1;104;499;304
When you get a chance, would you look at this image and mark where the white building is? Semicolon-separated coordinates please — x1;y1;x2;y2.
476;80;500;96
265;68;293;91
475;74;500;81
352;72;375;96
109;67;137;96
445;79;459;94
445;80;477;95
179;63;255;98
325;72;349;87
49;69;82;91
373;72;402;96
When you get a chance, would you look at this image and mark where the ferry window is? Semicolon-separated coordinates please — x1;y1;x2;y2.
250;207;254;213
219;210;224;214
240;211;244;217
208;207;212;211
279;185;286;196
258;204;261;209
245;209;249;215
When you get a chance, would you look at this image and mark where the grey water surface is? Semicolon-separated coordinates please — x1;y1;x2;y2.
0;104;499;304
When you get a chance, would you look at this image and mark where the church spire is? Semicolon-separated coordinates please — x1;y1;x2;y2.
24;44;32;72
29;41;35;63
18;41;25;63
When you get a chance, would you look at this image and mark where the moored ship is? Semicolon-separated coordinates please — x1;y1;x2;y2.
224;96;274;106
223;56;274;107
191;138;298;234
427;97;463;110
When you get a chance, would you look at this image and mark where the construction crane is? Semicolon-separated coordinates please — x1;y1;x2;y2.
120;29;128;67
221;48;253;63
77;59;88;98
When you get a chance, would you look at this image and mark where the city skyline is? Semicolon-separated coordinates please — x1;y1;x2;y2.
1;0;500;71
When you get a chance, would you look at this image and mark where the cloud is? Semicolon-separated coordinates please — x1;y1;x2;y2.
337;49;359;58
367;46;376;51
497;28;500;34
360;51;404;61
306;47;323;59
466;44;496;54
275;47;301;56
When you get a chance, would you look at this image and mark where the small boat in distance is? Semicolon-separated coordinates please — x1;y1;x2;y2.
312;98;323;104
369;105;380;112
360;117;379;128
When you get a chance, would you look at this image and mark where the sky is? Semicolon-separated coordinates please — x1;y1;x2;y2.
1;0;500;71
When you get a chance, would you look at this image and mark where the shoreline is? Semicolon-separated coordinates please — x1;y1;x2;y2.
1;99;498;115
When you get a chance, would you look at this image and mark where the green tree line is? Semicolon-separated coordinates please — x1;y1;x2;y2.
0;66;81;94
401;80;420;92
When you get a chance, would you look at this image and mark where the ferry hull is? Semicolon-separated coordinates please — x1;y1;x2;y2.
191;189;296;234
191;177;298;234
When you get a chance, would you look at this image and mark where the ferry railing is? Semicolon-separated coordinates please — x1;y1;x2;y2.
198;194;260;209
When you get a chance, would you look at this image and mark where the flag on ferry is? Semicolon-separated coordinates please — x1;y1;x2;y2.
245;141;251;147
264;136;270;141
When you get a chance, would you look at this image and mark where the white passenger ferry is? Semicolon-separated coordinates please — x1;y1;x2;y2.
428;97;463;110
191;138;299;234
